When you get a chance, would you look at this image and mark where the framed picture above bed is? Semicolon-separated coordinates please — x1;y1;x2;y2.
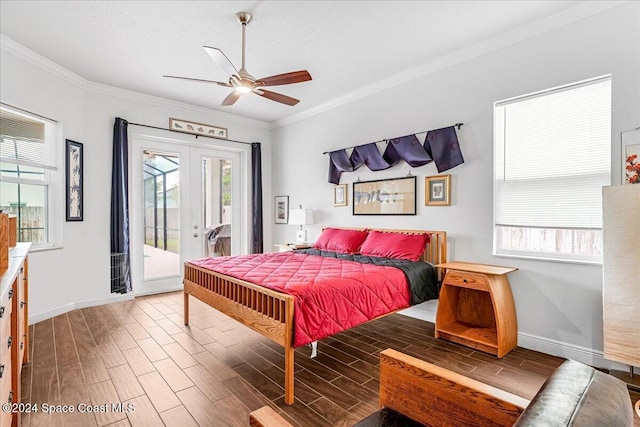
275;195;289;223
333;184;347;207
353;176;416;215
425;174;451;206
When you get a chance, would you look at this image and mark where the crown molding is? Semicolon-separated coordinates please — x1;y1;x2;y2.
1;34;271;130
273;1;627;129
85;82;271;130
1;34;88;90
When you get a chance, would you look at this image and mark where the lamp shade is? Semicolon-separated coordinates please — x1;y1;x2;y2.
289;209;314;226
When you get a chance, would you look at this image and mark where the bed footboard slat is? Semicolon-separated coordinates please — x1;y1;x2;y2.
183;263;296;403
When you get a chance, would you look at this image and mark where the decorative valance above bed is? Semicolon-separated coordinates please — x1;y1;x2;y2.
327;124;464;184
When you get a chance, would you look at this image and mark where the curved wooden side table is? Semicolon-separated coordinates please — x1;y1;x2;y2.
435;261;518;358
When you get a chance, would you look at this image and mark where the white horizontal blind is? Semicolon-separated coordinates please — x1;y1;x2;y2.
495;77;611;230
0;108;52;168
0;105;58;246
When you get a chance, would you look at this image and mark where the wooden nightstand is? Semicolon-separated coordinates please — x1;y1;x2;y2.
435;262;518;358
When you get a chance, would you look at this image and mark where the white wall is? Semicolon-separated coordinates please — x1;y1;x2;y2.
0;44;273;321
271;3;640;365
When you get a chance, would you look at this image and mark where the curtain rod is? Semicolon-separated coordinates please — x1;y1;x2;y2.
126;121;253;146
322;122;463;155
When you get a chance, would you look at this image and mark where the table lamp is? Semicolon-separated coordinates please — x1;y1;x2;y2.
288;205;314;243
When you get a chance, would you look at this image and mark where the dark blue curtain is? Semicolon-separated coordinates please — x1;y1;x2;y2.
110;118;132;294
251;143;263;253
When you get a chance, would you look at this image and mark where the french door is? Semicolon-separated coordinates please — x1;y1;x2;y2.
130;135;245;296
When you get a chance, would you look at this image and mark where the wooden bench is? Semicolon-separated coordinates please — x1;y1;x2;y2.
249;348;633;427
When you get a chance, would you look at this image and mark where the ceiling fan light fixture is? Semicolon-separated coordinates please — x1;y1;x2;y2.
235;85;252;94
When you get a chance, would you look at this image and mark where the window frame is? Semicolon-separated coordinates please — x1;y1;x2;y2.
492;75;612;264
0;104;63;250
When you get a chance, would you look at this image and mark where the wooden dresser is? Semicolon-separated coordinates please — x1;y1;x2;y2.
0;242;30;427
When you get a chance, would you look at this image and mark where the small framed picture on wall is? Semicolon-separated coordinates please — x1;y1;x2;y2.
425;174;451;206
333;184;347;206
275;195;289;223
622;128;640;184
66;139;84;221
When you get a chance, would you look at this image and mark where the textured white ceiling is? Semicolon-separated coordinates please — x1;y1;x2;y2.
0;1;608;123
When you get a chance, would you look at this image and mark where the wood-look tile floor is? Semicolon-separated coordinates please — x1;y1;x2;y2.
19;291;639;427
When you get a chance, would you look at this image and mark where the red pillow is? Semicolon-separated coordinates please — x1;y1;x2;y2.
313;228;369;254
359;231;429;261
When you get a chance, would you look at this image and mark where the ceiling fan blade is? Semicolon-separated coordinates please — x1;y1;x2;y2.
256;89;300;106
256;70;312;87
163;75;231;87
203;46;239;77
221;91;242;106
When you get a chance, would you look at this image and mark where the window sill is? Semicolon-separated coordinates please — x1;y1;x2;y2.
29;244;64;253
493;252;602;266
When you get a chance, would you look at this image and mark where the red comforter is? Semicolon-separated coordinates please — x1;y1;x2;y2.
188;252;411;347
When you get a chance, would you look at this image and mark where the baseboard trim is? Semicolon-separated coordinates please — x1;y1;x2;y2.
133;286;183;298
29;294;135;324
400;302;636;371
517;331;635;371
28;288;182;324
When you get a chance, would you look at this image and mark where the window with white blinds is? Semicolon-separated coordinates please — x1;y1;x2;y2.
493;76;611;263
0;105;58;246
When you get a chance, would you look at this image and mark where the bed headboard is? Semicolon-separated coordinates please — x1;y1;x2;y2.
329;227;447;278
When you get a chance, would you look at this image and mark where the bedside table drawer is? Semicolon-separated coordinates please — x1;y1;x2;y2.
444;270;489;291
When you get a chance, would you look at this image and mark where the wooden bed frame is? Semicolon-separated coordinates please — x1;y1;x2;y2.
183;228;447;405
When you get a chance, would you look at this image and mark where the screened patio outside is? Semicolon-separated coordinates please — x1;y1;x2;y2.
143;150;180;279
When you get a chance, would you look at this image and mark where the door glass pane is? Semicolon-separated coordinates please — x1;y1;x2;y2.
203;157;231;257
142;150;180;279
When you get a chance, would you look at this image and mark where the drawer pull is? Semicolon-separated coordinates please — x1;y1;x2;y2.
0;306;4;318
463;279;468;283
8;391;13;404
20;341;24;350
7;290;13;300
20;301;26;309
7;336;12;348
0;365;4;378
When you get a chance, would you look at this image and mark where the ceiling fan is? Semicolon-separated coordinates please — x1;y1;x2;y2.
164;12;312;106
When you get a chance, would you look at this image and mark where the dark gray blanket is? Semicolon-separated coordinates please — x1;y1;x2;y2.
296;248;438;305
